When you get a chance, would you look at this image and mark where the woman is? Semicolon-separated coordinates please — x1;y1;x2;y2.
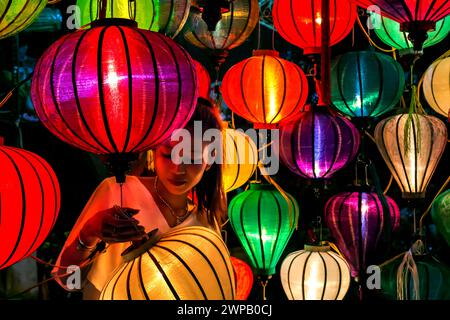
52;98;226;299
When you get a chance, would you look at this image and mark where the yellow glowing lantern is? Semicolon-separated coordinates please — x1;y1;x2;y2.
100;226;236;300
223;128;258;192
423;56;450;117
280;245;351;300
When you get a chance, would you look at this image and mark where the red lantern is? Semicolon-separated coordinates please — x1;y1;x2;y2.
31;19;197;181
230;256;254;300
0;142;60;270
221;50;309;128
193;59;211;98
273;0;357;54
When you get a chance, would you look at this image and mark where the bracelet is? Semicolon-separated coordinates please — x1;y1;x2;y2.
77;233;97;251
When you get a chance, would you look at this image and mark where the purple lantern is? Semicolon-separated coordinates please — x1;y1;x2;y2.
280;107;360;179
324;191;400;278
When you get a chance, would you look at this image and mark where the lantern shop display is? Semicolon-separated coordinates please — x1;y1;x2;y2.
230;256;254;300
431;189;450;247
423;56;450;118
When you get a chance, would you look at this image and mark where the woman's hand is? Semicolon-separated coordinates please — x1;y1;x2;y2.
80;206;146;245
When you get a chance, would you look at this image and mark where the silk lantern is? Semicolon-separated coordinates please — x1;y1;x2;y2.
76;0;190;38
372;14;450;53
325;191;400;278
31;19;197;182
273;0;357;55
229;182;300;276
423;56;450;118
230;256;254;300
431;189;450;247
0;143;60;270
223;128;258;192
0;0;47;40
221;50;309;129
100;226;235;300
352;0;450;50
280;245;351;300
193;59;211;99
280;107;360;179
374;114;447;198
331;51;405;118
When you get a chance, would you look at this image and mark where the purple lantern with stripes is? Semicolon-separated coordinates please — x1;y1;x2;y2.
31;18;198;182
279;107;360;179
324;191;400;278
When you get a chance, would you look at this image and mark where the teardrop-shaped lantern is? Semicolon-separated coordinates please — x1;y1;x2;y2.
331;51;405;118
280;107;360;179
325;191;400;278
193;59;211;99
0;0;48;40
229;182;299;276
230;256;254;300
374;114;447;198
273;0;357;54
76;0;190;38
431;189;450;247
221;50;309;129
280;245;351;300
0;142;60;270
100;226;236;300
423;56;450;118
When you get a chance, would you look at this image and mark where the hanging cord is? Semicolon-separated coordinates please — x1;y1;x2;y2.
257;18;261;50
48;0;62;4
260;279;268;301
356;14;396;53
231;112;236;129
404;57;422;154
271;24;275;51
0;72;33;109
383;175;393;195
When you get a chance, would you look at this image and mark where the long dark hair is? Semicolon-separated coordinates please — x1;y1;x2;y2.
187;97;227;227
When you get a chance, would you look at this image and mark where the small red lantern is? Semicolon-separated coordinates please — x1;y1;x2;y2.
230;256;254;300
193;59;211;98
0;142;60;270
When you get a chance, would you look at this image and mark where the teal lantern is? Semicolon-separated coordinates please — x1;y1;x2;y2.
229;182;299;276
432;189;450;247
331;51;405;118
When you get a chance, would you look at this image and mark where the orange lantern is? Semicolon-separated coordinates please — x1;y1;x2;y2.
230;256;254;300
221;50;309;128
193;59;211;98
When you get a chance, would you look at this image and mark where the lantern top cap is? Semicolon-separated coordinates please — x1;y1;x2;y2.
304;244;331;252
253;50;279;57
249;182;275;191
91;18;138;28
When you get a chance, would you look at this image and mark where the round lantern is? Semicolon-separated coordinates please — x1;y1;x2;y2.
273;0;357;54
77;0;190;38
0;0;47;40
280;245;351;300
221;50;309;129
229;182;300;276
193;59;211;99
352;0;450;51
230;256;254;300
372;14;450;53
183;0;259;54
280;107;360;179
100;226;235;300
374;114;447;198
431;189;450;247
331;51;405;118
423;56;450;118
0;143;60;270
223;128;258;192
31;19;197;182
325;191;400;278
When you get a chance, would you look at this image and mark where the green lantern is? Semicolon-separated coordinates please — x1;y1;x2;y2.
76;0;190;38
331;51;405;118
0;0;48;40
432;189;450;247
229;182;299;276
371;13;450;54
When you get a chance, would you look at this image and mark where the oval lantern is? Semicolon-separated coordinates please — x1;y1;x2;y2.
273;0;357;55
0;142;60;270
431;189;450;247
372;14;450;53
331;51;405;118
193;59;211;99
100;226;236;300
374;114;447;199
221;50;309;129
280;107;360;179
223;128;258;192
229;182;299;276
230;256;254;300
325;191;400;278
76;0;190;38
280;245;351;300
423;56;450;118
31;19;197;182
